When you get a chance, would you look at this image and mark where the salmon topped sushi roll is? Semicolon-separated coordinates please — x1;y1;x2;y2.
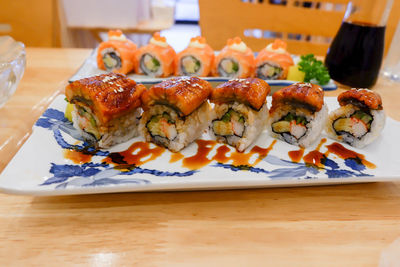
97;30;137;74
213;37;255;78
267;82;327;147
175;36;214;77
135;32;176;77
140;77;212;152
210;78;270;152
326;88;385;148
65;73;146;148
256;39;294;80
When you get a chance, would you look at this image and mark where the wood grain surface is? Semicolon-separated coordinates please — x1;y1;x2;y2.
0;48;400;266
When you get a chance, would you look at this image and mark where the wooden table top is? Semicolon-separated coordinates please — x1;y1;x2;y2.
1;48;400;266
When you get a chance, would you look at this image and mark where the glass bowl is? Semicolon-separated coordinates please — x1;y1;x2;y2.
0;36;26;108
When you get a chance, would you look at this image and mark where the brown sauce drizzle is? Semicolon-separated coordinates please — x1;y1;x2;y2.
181;140;277;170
288;138;375;169
182;140;217;170
213;145;231;163
63;149;93;164
103;141;165;169
63;137;375;174
169;152;184;163
288;147;305;163
249;140;277;166
302;138;327;168
326;142;376;169
211;140;277;167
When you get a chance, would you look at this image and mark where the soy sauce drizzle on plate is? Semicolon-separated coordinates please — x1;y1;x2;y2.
103;141;165;170
303;138;327;168
169;152;184;163
288;147;305;163
63;143;99;164
181;140;217;170
287;138;376;169
63;149;93;164
211;140;276;169
326;142;376;169
63;137;375;173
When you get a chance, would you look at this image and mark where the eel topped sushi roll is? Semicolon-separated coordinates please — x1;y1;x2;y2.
213;37;255;78
65;73;146;148
325;88;385;148
267;82;327;147
210;78;270;152
140;77;212;152
255;39;294;80
175;36;214;77
97;30;137;74
135;32;176;77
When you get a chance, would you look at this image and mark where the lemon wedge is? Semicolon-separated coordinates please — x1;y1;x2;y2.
287;65;306;82
65;103;73;122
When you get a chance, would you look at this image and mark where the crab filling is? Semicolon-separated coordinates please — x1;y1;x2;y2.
333;110;372;139
76;105;100;141
257;62;282;80
146;112;177;146
218;58;239;77
272;113;308;142
140;53;161;74
212;109;245;138
102;51;122;70
181;55;201;75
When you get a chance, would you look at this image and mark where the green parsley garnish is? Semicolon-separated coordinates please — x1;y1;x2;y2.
298;54;331;85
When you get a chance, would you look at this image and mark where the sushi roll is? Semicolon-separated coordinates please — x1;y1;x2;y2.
97;30;137;74
210;78;270;152
65;73;145;148
325;88;385;148
135;32;176;77
175;36;214;77
140;77;212;152
255;39;294;80
267;82;327;147
213;37;255;78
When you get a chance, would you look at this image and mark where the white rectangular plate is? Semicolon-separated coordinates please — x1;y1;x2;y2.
69;50;338;90
0;96;399;196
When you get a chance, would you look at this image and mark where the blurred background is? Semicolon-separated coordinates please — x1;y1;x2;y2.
0;0;399;56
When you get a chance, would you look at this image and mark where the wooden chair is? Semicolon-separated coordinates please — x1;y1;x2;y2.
199;0;400;55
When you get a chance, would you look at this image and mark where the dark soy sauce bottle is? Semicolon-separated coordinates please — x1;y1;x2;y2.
325;0;393;88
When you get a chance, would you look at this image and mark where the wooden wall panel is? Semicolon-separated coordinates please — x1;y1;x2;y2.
0;0;57;47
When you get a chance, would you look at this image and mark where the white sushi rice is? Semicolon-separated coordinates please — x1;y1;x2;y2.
210;102;268;152
140;102;211;152
267;104;328;148
325;104;386;148
72;105;141;148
